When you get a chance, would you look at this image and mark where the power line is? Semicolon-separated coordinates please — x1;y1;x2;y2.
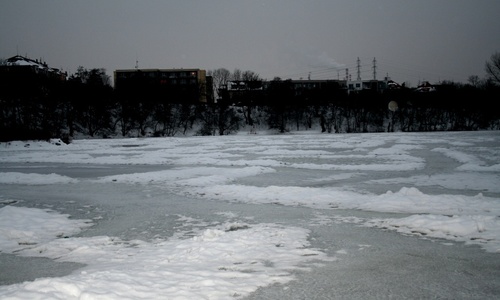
272;56;465;83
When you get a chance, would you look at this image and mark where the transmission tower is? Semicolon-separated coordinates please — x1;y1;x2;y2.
372;57;377;80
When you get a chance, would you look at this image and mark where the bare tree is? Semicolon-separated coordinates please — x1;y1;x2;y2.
467;75;481;88
208;68;231;100
231;69;242;81
485;52;500;85
239;70;262;126
241;70;260;82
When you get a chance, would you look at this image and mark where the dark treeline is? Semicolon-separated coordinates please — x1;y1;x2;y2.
1;67;500;142
228;77;500;134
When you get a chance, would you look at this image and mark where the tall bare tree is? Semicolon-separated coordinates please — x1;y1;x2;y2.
241;70;260;82
208;68;231;101
485;52;500;85
231;69;242;81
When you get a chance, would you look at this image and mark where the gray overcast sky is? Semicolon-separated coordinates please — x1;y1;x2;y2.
1;0;500;86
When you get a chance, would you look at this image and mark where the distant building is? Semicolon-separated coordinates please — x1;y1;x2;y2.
219;79;348;105
0;55;67;82
0;55;67;100
218;80;265;105
346;79;388;94
290;79;347;97
386;80;403;90
114;68;213;104
415;81;436;92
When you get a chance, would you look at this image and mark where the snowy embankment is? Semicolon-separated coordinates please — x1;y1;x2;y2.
0;131;499;298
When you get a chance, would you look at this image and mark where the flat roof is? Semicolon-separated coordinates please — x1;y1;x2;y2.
115;68;203;73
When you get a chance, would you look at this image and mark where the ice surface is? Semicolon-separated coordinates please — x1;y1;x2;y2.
1;131;499;299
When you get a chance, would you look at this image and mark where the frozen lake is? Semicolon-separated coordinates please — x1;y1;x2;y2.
1;131;500;299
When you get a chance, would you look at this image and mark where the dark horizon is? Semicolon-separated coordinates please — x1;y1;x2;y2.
2;52;496;89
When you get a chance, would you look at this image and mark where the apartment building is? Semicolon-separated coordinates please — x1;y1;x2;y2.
114;68;213;103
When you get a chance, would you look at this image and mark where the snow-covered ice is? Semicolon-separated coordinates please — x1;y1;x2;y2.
0;131;499;299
